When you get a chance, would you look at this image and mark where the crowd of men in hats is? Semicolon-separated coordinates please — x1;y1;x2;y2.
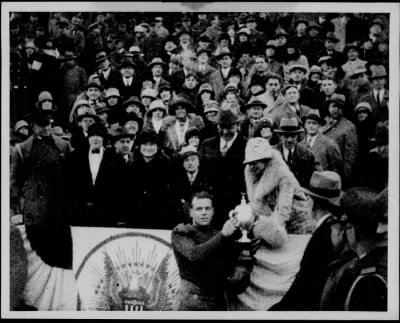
9;12;389;311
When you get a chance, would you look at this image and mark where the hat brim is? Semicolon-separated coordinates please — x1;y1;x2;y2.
243;156;271;164
216;53;233;60
76;114;101;123
148;61;167;68
304;189;342;207
274;129;304;134
302;115;326;126
180;151;199;159
169;102;195;115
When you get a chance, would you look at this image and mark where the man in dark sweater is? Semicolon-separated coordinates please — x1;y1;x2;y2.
171;191;241;310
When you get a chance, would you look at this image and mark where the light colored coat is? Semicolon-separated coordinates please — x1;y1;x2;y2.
245;149;313;248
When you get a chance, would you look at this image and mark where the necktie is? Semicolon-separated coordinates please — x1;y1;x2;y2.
308;137;313;147
376;92;381;108
188;172;195;184
221;141;229;157
287;149;293;166
91;148;100;154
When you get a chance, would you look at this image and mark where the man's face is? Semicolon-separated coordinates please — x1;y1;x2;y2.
321;80;337;95
239;34;249;43
188;136;200;149
372;77;386;90
249;106;264;120
99;59;110;71
124;120;140;134
265;47;275;58
140;141;158;158
290;69;305;82
328;103;342;119
228;76;241;87
190;197;214;227
179;35;191;45
310;73;321;83
87;87;101;101
218;55;232;68
266;78;281;96
347;48;358;61
197;52;209;64
308;28;319;38
107;96;119;107
80;117;95;132
296;23;307;34
32;121;52;137
225;91;237;102
115;137;132;155
88;135;104;150
160;90;171;101
218;123;238;141
280;133;298;150
325;39;335;50
305;119;320;136
285;87;300;104
330;222;347;254
255;57;267;72
183;154;199;173
152;65;163;77
121;66;134;78
185;76;198;89
175;105;187;120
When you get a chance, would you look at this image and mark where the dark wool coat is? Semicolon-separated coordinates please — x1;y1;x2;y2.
10;135;72;225
199;135;247;229
320;117;358;186
110;74;143;102
275;142;321;189
64;148;126;227
300;133;343;177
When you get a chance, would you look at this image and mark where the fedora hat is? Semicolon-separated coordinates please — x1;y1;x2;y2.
87;122;108;139
274;117;304;134
242;100;267;114
302;109;326;126
243;137;273;164
119;112;143;130
109;125;135;142
169;96;195;115
140;88;158;100
137;130;159;146
147;57;167;69
341;187;381;235
304;171;343;206
196;47;211;57
370;65;388;79
95;51;109;65
223;83;239;94
215;48;233;60
326;93;346;107
217;110;239;127
85;79;103;91
119;58;136;69
76;111;101;123
325;32;339;43
289;64;309;74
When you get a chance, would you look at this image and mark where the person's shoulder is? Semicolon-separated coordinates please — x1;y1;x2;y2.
172;223;195;235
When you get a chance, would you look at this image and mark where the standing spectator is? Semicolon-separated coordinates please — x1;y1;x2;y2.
194;48;216;85
282;44;309;82
153;17;169;39
318;32;345;68
95;51;120;90
320;94;358;187
199;110;247;229
287;64;316;109
274;117;320;188
209;48;235;102
239;100;266;139
245;15;267;55
300;110;342;175
196;83;215;113
147;57;170;93
300;22;325;67
111;58;142;101
142;99;168;142
264;40;284;77
70;111;100;150
171;191;240;310
341;44;367;79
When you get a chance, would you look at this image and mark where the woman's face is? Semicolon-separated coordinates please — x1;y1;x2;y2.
201;91;211;101
87;87;101;100
260;127;272;140
247;159;268;177
107;96;119;107
140;142;158;158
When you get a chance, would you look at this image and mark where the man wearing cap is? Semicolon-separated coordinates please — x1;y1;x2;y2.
199;110;247;229
81;79;104;109
111;58;141;101
299;21;325;66
320;187;387;311
195;48;216;84
11;110;72;227
209;48;235;102
148;57;170;93
95;51;120;90
65;122;125;227
274;117;320;188
321;93;358;187
300;109;342;176
164;96;204;153
122;95;146;121
318;32;345;68
271;170;348;310
239;100;266;139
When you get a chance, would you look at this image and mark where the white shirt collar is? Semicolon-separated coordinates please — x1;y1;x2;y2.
282;146;294;160
220;133;238;150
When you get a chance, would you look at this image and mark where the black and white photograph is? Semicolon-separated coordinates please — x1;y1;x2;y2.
1;1;399;320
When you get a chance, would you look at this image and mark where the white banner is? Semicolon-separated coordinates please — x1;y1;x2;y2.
71;227;180;311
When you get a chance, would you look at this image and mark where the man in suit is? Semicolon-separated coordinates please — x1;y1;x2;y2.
300;109;343;176
195;48;216;85
274;117;320;188
287;64;316;110
65;122;125;227
111;58;142;102
209;48;236;102
147;57;170;93
95;51;120;90
239;100;266;139
199;110;247;229
281;84;311;122
270;171;348;311
320;94;358;188
318;32;345;68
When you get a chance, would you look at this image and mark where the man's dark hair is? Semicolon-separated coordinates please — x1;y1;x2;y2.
265;72;283;84
190;191;214;208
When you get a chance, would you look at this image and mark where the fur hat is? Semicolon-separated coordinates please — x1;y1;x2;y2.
244;137;273;164
148;57;167;69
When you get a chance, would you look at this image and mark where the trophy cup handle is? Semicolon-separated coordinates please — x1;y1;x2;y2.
229;210;237;219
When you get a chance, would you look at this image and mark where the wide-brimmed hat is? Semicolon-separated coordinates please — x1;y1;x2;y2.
105;87;120;99
341;187;381;235
203;100;220;114
223;83;239;94
215;48;233;60
87;122;108;139
274;117;304;134
289;64;308;74
243;137;273;164
76;111;101;123
326;93;346;107
159;83;172;93
304;171;342;207
140;88;158;100
302;109;326;126
148;57;167;69
217;110;239;127
237;28;251;36
370;65;388;79
198;83;214;95
122;96;145;112
14;120;29;132
109;125;135;142
305;21;322;33
147;99;167;116
354;102;372;114
85;79;103;91
294;18;309;29
169;96;195;115
60;50;77;61
325;32;339;43
241;100;267;114
119;58;136;69
119;112;143;129
136;130;159;146
344;42;360;55
95;103;110;115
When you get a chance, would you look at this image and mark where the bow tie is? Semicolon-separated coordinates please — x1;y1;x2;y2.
91;148;100;154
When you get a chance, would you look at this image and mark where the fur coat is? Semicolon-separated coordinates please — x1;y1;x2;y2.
245;149;313;248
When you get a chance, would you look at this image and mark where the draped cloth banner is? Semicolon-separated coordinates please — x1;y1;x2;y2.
228;234;311;311
71;227;180;311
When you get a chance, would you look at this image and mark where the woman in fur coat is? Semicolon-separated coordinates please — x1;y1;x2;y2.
244;137;314;248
